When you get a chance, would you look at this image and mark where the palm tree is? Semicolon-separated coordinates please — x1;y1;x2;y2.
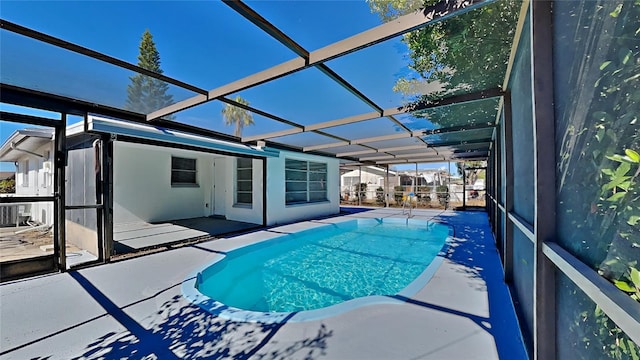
222;96;254;138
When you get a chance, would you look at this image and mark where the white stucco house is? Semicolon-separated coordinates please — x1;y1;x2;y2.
1;115;341;257
0;128;55;226
75;116;340;227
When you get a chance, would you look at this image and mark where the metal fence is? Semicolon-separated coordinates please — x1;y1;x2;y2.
0;204;18;226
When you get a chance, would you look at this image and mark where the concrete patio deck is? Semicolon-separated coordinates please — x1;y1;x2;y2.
113;217;260;253
0;208;527;359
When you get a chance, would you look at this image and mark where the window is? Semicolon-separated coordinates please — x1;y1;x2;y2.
236;157;252;205
285;159;327;205
171;157;197;186
42;151;51;189
21;160;29;187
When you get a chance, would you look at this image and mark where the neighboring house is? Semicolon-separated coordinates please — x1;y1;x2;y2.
0;128;55;226
340;166;453;201
340;166;399;200
396;169;449;188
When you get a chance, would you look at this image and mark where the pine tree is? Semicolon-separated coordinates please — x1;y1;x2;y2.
126;30;174;115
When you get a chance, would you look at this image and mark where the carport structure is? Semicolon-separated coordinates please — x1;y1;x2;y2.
1;0;638;359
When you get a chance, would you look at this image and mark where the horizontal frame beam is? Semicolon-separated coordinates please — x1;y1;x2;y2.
0;20;207;96
304;123;497;153
148;0;499;120
358;154;397;161
242;128;303;142
147;57;307;120
303;141;350;152
147;94;208;120
1;83;146;122
0;111;62;127
351;131;421;145
428;139;492;148
65;204;104;210
335;148;380;157
452;149;489;156
543;242;640;346
387;87;504;116
253;88;504;142
309;0;498;64
316;64;383;113
378;144;429;153
424;123;496;136
222;0;308;58
218;96;304;130
305;111;382;132
508;211;535;242
377;156;446;164
336;144;432;157
0;196;56;203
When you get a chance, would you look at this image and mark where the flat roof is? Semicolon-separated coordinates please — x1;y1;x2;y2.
87;115;280;158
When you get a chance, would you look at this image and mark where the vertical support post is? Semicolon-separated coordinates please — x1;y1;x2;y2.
54;113;67;271
95;136;105;263
262;157;268;226
414;163;418;195
504;92;515;281
385;165;390;208
489;149;494;221
102;135;113;262
494;139;499;237
495;124;502;242
492;141;497;227
462;161;466;209
531;1;556;359
358;166;362;206
447;161;451;210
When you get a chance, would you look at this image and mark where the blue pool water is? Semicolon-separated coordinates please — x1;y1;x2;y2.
193;218;449;315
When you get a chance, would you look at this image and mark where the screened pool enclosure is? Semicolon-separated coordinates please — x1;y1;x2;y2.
0;0;638;359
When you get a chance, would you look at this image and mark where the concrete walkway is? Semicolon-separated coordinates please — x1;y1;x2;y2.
0;208;527;359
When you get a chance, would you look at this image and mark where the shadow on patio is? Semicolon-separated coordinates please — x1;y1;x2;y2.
66;271;332;360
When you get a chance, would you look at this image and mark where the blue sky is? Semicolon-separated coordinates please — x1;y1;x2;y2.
0;1;453;173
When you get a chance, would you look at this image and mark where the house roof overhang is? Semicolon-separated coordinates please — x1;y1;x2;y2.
86;115;280;158
0;128;54;162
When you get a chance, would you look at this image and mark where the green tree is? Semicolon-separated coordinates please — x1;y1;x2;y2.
222;96;255;137
0;176;15;193
367;0;428;22
368;0;520;111
126;30;174;115
456;160;484;185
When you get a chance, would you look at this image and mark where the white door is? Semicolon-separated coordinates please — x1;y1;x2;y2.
209;160;216;216
213;157;226;216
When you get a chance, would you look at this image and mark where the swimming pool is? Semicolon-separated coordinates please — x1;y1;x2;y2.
182;218;451;323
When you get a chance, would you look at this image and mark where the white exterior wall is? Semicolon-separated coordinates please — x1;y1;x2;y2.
14;143;54;198
113;142;215;224
113;141;264;225
14;142;54;225
266;150;339;226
